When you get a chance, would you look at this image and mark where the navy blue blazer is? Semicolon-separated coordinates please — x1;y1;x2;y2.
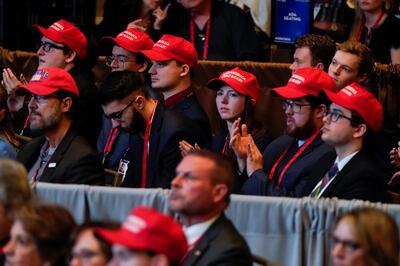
241;134;335;196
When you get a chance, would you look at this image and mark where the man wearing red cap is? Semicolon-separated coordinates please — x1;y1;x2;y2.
98;71;205;188
233;68;337;196
169;150;252;266
15;68;104;185
142;34;211;143
97;206;188;266
97;29;154;181
302;83;388;202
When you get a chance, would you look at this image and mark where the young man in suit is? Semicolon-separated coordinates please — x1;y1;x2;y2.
141;34;211;143
304;82;388;202
16;68;104;185
98;71;206;188
235;68;338;196
169;150;252;266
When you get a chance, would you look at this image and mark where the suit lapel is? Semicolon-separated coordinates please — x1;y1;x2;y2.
146;104;162;187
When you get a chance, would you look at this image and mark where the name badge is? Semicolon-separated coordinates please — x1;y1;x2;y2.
118;159;130;181
48;163;57;168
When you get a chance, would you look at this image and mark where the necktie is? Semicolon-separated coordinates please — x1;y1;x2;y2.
311;163;339;198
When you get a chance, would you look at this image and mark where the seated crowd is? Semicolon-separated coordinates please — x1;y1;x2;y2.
0;0;400;264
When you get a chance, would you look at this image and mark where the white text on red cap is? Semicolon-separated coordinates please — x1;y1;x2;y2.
154;40;170;49
289;74;305;84
221;71;246;83
31;70;49;81
342;86;359;96
118;31;138;41
123;215;147;233
50;22;65;32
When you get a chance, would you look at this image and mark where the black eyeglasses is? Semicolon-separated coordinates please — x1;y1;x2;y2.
27;94;61;103
331;235;361;252
105;55;136;67
68;249;103;263
324;109;352;122
105;98;135;120
281;100;312;113
39;41;70;53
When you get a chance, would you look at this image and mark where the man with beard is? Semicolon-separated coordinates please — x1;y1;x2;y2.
16;68;105;185
98;71;203;188
233;68;338;196
169;150;252;265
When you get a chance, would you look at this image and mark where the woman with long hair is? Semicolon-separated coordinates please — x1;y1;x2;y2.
0;86;20;158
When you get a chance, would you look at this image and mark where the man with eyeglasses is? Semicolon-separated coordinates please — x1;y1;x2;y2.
96;29;154;182
98;71;204;188
15;68;104;185
233;68;337;196
2;19;102;146
301;82;388;202
141;34;212;145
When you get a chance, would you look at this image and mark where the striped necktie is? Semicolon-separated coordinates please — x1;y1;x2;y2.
311;163;339;198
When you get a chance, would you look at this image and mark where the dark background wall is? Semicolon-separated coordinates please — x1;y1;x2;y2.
0;0;96;51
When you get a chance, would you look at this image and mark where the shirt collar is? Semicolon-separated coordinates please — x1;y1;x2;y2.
164;88;193;108
183;215;219;245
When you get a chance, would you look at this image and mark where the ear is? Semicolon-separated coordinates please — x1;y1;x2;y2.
65;50;77;64
315;104;327;119
315;62;324;70
353;123;367;139
212;184;228;203
356;73;367;84
150;254;170;266
137;61;149;73
134;95;145;110
60;97;73;113
179;64;190;77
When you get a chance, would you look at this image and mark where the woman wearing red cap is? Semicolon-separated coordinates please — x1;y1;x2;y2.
179;67;271;190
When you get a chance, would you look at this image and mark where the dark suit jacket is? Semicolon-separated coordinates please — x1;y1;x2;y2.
17;127;105;185
241;134;335;196
122;104;203;188
170;93;212;147
301;149;389;202
182;214;252;266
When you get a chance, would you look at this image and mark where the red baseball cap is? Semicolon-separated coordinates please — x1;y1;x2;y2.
320;82;383;131
15;68;79;97
33;19;87;60
141;34;198;68
96;207;188;264
207;67;261;102
272;68;337;99
102;28;154;53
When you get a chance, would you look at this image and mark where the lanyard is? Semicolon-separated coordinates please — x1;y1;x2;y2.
221;135;230;155
102;127;119;165
190;16;211;59
31;142;50;183
268;130;320;187
20;112;30;135
141;101;158;188
356;12;385;45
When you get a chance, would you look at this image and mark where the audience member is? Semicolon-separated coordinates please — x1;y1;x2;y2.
97;29;154;176
331;208;399;266
97;0;170;44
236;68;337;196
179;67;272;191
169;150;252;266
0;159;32;257
96;206;188;266
16;68;105;185
349;0;400;64
98;71;204;188
303;83;387;202
290;34;337;73
329;41;400;181
142;34;211;144
0;86;20;158
70;222;119;266
3;203;76;266
156;0;263;61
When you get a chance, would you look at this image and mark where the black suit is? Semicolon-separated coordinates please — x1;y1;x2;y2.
302;149;388;202
182;214;252;266
17;127;105;185
122;104;204;188
241;134;335;196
